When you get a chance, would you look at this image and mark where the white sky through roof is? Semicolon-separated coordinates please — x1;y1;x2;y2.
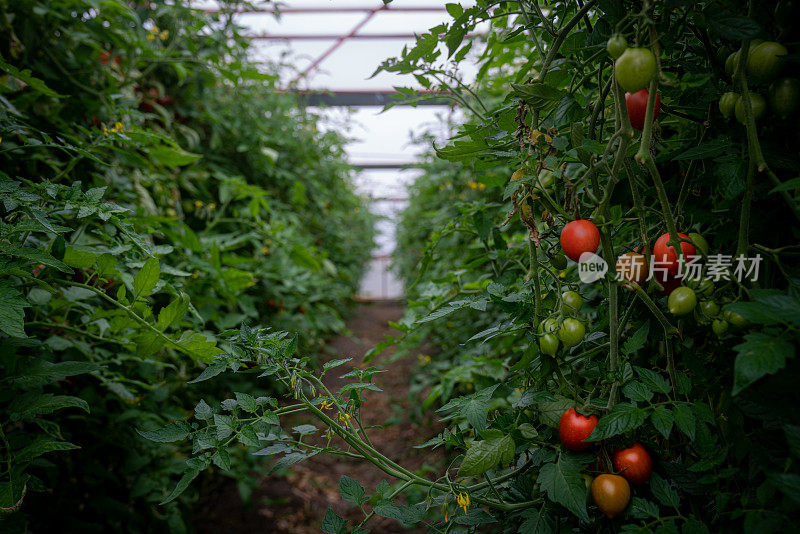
192;1;479;298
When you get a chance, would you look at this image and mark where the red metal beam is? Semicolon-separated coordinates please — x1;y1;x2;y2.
294;5;387;81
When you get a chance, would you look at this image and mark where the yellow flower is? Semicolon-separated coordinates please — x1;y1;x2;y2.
194;200;203;209
559;271;566;278
418;354;431;366
208;202;216;210
261;247;270;255
320;400;333;410
478;183;486;190
114;122;124;133
467;181;478;189
338;412;352;427
150;26;159;34
192;272;199;279
159;30;169;40
146;33;155;42
457;493;470;514
444;509;448;523
102;126;108;136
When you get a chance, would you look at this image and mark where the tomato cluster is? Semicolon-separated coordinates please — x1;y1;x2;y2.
720;40;798;123
558;408;653;518
538;291;587;356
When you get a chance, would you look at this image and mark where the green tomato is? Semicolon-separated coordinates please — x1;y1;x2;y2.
712;319;729;336
725;40;763;77
539;333;560;356
735;93;766;124
615;48;657;93
747;41;787;83
668;287;697;316
551;252;568;270
558;318;586;348
536;169;555;190
695;278;714;298
606;34;628;59
562;291;583;316
769;77;800;118
719;92;739;119
699;300;720;318
538;317;559;334
688;232;709;256
724;309;750;328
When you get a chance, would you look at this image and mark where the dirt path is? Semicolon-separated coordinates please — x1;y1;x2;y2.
193;302;443;533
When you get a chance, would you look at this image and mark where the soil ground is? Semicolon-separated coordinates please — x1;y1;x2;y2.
192;302;443;533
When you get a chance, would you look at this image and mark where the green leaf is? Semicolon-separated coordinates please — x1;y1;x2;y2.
634;366;671;394
650;473;680;507
138;421;191;443
133;257;160;298
290;244;321;271
339;475;367;504
9;393;89;421
704;6;761;39
0;54;64;97
373;502;427;528
189;360;228;383
458;433;515;476
768;473;800;503
15;437;79;463
9;359;99;389
222;268;256;292
733;333;795;394
156;294;190;330
674;404;696;440
162;457;209;504
537;455;589;521
214;414;237;440
235;392;258;413
0;280;27;337
62;246;98;269
195;399;213;421
321;509;348;534
587;402;646;440
622;323;650;355
148;145;202;168
1;244;72;273
175;331;222;363
650;405;674;439
292;424;318;436
323;358;352;372
671;139;728;161
623;381;654;402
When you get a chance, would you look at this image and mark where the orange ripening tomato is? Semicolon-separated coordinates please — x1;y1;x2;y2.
591;474;631;518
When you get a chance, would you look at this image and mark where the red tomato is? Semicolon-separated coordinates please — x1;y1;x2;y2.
652;232;696;275
560;220;600;262
99;51;111;64
612;443;653;484
558;408;598;451
625;89;661;131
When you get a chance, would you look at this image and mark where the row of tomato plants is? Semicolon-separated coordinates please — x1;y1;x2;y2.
0;1;373;531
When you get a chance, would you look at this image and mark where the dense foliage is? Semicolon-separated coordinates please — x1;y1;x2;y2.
5;0;800;533
0;0;373;531
144;0;800;532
